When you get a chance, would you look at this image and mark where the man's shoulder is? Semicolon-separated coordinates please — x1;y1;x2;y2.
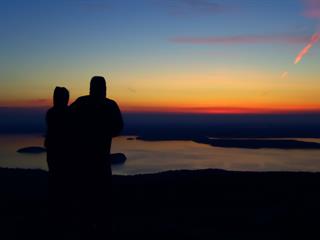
70;96;119;109
105;98;117;104
105;98;120;108
70;95;90;107
76;95;91;103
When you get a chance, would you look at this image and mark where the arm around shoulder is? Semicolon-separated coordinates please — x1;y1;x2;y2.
110;100;124;137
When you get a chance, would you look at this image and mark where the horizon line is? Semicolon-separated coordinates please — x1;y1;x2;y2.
1;105;320;115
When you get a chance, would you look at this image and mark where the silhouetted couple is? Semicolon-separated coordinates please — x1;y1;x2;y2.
45;76;123;238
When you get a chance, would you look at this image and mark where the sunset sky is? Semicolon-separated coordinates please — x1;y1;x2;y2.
1;0;320;113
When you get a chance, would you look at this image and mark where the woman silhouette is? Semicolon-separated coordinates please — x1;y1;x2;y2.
45;86;70;178
44;86;70;234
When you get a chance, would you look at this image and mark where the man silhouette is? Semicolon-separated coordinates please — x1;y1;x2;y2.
69;76;123;234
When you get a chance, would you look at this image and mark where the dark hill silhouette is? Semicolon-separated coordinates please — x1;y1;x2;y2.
1;167;320;239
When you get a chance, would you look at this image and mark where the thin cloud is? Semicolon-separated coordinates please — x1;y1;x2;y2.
158;0;233;16
0;98;51;107
280;71;289;79
169;34;310;45
302;0;320;19
128;87;137;93
122;105;320;114
71;0;111;12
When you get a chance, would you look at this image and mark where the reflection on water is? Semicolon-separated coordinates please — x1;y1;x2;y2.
0;135;320;175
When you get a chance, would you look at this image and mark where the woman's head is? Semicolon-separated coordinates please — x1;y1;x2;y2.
53;87;69;107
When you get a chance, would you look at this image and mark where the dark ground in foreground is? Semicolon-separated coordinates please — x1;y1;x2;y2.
1;167;320;239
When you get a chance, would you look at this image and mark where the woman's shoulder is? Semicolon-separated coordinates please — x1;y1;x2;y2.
47;107;70;119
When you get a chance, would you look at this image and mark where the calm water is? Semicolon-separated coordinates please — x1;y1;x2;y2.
1;134;320;175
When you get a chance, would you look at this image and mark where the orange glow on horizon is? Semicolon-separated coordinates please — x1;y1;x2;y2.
3;68;320;115
1;99;320;114
121;105;320;114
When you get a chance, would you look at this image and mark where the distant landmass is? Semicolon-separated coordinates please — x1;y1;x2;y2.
3;108;320;139
137;136;320;149
196;138;320;149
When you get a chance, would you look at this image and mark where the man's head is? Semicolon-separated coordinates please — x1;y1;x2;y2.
53;87;69;108
90;76;106;99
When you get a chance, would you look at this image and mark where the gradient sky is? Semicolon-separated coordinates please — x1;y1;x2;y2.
1;0;320;113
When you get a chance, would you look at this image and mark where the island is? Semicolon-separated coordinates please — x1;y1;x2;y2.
17;147;127;165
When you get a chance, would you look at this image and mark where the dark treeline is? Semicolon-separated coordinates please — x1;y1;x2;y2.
1;108;320;138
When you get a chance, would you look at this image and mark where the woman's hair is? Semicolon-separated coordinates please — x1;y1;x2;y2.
53;87;69;107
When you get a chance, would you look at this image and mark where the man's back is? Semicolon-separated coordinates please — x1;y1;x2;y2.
70;95;123;173
70;95;123;152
